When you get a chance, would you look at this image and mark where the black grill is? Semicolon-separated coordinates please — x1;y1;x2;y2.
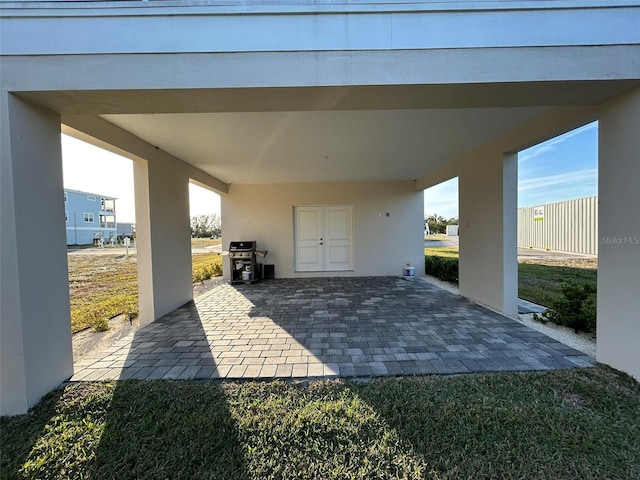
229;241;258;284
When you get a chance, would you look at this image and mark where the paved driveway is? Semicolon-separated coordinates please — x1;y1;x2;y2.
72;277;593;382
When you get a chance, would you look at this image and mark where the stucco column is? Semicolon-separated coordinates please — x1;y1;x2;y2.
597;86;640;381
0;94;73;415
133;155;192;325
458;152;518;316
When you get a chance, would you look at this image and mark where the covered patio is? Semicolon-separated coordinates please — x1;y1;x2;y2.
71;278;593;382
3;0;639;415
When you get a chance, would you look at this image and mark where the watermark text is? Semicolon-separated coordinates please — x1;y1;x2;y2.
601;236;639;245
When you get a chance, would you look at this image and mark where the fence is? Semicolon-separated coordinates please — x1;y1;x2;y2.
517;196;598;255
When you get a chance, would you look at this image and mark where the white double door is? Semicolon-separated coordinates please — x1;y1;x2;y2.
295;205;353;272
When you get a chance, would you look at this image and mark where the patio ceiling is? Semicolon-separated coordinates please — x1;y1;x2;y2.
102;107;546;184
41;80;639;184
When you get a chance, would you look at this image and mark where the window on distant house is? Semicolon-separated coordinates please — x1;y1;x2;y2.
64;192;68;202
100;214;116;228
87;195;96;201
84;213;94;223
101;198;115;212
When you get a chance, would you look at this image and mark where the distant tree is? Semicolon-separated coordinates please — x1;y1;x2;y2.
190;214;222;238
425;214;458;234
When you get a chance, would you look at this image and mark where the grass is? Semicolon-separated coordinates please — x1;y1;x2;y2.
1;366;639;479
424;246;459;259
518;258;597;307
425;247;598;309
68;252;223;333
424;234;449;242
192;252;224;283
191;237;222;248
68;254;139;333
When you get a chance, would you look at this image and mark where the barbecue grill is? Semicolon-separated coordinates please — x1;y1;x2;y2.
228;241;267;284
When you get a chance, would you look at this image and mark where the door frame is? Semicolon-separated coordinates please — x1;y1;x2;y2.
293;204;354;272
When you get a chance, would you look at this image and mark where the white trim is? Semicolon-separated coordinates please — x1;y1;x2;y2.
1;1;637;16
66;226;117;231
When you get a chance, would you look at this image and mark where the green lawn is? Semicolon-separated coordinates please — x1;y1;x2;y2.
191;237;222;248
425;247;598;309
2;366;639;479
68;253;222;333
518;260;597;307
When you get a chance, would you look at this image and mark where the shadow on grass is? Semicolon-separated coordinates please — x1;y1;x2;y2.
0;389;64;480
354;368;640;479
0;381;249;479
91;381;248;479
2;368;639;479
89;301;249;478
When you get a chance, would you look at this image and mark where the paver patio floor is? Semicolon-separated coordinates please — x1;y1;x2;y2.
71;277;594;382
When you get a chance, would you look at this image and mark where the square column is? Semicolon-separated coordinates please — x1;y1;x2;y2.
1;95;73;415
133;155;192;324
458;152;518;316
597;86;640;381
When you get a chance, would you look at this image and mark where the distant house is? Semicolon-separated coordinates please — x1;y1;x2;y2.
65;189;117;245
116;222;136;239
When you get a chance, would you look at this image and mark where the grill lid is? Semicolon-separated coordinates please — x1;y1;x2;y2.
229;241;257;251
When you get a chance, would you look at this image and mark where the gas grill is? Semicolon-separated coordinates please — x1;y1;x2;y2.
228;241;267;284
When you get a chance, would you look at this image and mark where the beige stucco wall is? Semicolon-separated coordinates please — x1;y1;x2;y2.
458;152;518;316
134;155;193;325
597;86;640;381
221;181;424;279
1;95;73;415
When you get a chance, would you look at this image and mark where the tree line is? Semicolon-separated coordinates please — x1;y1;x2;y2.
191;214;222;238
192;213;457;237
425;214;458;234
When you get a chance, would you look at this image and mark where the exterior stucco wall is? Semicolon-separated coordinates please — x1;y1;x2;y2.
1;94;73;415
134;155;193;325
597;86;640;381
458;153;518;316
221;181;424;279
2;2;639;56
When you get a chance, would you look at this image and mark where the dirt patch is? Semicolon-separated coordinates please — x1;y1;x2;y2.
193;276;226;297
72;315;138;363
519;256;598;269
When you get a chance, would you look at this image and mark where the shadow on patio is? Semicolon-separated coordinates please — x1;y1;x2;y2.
71;277;593;382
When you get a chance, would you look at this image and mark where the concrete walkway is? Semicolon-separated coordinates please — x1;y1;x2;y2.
71;277;593;382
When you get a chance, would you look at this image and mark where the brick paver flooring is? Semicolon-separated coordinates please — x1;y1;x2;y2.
71;277;593;381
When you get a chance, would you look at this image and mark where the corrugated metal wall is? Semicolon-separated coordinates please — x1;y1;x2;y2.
518;196;598;255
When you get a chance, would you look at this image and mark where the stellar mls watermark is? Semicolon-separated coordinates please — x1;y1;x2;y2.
601;236;640;245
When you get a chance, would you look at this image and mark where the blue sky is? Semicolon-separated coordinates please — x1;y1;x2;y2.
423;121;599;219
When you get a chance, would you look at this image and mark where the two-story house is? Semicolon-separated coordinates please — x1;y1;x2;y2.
64;189;117;245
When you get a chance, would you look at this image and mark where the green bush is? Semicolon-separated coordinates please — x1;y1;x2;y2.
537;283;597;333
425;255;459;284
192;254;223;283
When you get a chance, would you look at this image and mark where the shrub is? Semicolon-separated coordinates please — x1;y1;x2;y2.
425;255;459;284
538;283;597;333
192;254;223;283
